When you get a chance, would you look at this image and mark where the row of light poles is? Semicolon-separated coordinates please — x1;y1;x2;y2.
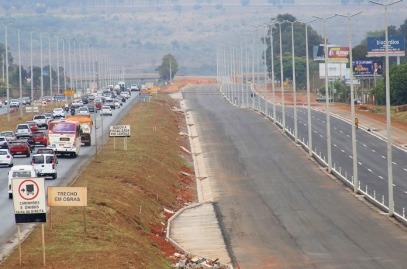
0;21;126;120
217;0;403;216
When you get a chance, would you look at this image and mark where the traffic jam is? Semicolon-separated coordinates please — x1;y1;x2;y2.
1;84;137;200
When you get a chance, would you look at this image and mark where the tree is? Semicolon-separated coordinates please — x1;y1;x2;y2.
389;63;407;105
156;54;178;82
265;14;324;88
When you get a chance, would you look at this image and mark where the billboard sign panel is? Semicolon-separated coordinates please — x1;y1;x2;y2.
353;60;383;77
313;45;349;62
367;36;405;57
319;63;349;78
48;187;88;207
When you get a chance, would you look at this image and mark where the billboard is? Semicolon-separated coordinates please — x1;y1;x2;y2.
319;63;349;78
313;45;349;62
353;60;383;77
367;36;405;57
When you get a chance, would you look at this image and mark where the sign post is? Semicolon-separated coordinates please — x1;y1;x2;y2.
109;125;131;150
47;186;88;232
12;177;47;266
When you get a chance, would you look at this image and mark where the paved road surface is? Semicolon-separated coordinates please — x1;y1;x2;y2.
184;84;407;269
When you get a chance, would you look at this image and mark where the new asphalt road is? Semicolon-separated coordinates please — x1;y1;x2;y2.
183;84;407;269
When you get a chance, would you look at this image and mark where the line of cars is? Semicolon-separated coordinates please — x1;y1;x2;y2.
1;112;60;199
1;97;32;108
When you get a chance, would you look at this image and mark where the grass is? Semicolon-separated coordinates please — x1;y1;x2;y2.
1;93;195;268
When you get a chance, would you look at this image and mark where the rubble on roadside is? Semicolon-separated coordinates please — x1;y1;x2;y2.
172;253;227;269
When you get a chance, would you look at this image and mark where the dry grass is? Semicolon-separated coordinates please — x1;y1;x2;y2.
1;93;196;268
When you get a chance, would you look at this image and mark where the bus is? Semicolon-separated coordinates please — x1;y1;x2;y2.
47;120;81;157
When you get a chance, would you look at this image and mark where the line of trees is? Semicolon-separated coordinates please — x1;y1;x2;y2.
264;14;407;106
0;43;69;99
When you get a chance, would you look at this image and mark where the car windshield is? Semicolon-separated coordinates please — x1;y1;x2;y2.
0;151;8;155
11;142;25;146
49;123;75;133
37;149;53;154
17;125;28;129
33;115;45;119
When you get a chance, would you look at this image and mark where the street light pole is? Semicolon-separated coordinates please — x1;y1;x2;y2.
336;11;363;194
289;21;298;142
40;31;44;99
313;14;336;173
278;22;286;130
48;32;52;98
304;19;317;157
369;0;403;216
18;27;23;117
56;35;60;94
30;31;34;112
4;22;10;121
269;23;276;123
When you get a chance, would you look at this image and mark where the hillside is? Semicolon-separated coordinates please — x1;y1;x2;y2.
0;1;405;75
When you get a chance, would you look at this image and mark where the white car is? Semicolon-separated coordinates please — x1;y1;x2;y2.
9;99;20;108
0;149;13;167
0;100;3;107
8;165;37;199
0;131;16;142
0;136;9;149
120;92;130;99
52;107;65;118
78;106;90;116
32;154;58;179
15;123;32;136
101;105;112;116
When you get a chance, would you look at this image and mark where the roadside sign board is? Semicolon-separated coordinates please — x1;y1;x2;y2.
12;178;47;223
109;125;130;137
64;89;75;96
47;187;87;207
367;36;405;57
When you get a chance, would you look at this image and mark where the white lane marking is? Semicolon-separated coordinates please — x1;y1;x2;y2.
379;176;384;180
362;144;367;147
381;155;386;159
340;130;343;134
346;134;350;137
367;168;372;172
320;134;323;138
404;168;407;172
341;149;345;153
333;144;337;147
371;149;376;152
358;162;362;165
392;162;397;165
349;155;353;159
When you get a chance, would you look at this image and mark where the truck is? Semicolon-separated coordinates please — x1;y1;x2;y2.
65;115;93;146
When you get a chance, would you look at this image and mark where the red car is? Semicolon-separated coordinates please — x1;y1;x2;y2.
32;131;48;147
26;121;39;132
8;140;31;157
95;101;102;110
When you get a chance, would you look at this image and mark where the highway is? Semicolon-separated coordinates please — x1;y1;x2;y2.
184;84;407;268
250;92;407;217
0;92;139;258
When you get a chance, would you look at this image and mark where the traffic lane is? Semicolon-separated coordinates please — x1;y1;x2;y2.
186;85;407;268
0;93;139;251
